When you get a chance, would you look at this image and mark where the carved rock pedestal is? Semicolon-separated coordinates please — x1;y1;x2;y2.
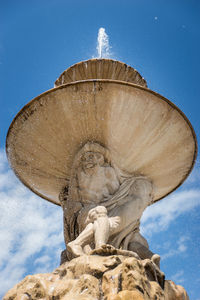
4;251;189;300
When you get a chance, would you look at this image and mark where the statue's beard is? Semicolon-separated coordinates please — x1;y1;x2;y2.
83;162;97;169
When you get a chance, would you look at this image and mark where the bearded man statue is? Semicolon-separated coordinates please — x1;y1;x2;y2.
60;142;158;264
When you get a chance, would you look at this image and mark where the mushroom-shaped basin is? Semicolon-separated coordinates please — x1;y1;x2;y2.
6;60;197;205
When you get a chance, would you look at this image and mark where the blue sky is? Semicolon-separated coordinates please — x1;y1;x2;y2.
0;0;200;299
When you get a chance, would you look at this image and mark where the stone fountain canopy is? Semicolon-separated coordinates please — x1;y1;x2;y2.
6;59;197;205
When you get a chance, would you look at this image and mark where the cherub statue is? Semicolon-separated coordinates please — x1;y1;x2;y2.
60;142;158;264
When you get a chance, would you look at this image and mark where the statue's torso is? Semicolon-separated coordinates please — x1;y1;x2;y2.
77;166;120;204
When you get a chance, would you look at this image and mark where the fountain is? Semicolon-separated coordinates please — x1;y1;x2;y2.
4;30;196;299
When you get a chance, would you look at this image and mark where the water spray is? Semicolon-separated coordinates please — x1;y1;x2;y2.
97;27;111;58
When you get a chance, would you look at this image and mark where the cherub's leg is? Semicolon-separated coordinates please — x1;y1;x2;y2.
88;206;111;249
68;206;115;256
67;223;94;257
93;216;110;248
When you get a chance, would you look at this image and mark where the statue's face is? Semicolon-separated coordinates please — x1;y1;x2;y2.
81;151;105;169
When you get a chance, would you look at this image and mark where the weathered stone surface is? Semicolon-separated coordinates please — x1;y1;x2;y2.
3;254;189;300
164;280;189;300
54;58;148;87
107;290;145;300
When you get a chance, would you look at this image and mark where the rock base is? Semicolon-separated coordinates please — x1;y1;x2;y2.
4;253;189;300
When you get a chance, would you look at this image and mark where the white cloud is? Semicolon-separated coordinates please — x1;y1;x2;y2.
171;270;185;284
34;255;51;265
141;182;200;237
0;150;64;297
161;236;189;260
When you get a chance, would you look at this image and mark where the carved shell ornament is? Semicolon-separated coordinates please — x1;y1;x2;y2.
6;59;197;205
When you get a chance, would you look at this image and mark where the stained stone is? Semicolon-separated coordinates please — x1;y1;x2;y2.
3;254;189;300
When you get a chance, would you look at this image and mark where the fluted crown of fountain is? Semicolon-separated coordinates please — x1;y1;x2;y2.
55;59;147;87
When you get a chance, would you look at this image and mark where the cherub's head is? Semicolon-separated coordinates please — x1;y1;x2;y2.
86;206;108;222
